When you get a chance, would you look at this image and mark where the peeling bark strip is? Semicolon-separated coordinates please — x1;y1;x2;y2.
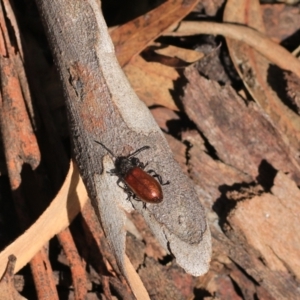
35;0;211;284
183;66;300;186
182;66;300;299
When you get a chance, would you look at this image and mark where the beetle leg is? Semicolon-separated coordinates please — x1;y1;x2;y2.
129;192;147;208
123;187;145;206
147;169;170;185
139;161;149;170
117;179;135;198
107;168;117;175
126;189;136;201
118;180;135;200
125;193;131;201
116;178;126;190
115;178;147;206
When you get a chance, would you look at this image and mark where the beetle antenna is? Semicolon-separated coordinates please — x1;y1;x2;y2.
94;140;116;158
128;146;150;158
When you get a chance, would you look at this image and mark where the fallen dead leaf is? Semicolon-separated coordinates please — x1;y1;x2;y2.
110;0;199;67
124;55;179;110
154;44;204;63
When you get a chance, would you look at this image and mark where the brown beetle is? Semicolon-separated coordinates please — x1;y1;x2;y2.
95;141;169;204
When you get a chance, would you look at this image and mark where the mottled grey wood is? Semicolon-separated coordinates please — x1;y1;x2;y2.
35;0;211;278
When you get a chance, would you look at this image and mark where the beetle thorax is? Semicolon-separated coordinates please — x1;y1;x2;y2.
115;156;140;177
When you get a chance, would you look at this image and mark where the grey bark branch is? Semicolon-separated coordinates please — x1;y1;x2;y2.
35;0;211;282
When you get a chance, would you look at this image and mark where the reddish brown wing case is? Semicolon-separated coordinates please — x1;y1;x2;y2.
124;167;163;203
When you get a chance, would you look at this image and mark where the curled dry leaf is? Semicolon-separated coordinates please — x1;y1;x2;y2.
124;45;204;110
110;0;199;67
124;55;179;110
154;44;204;63
0;162;87;278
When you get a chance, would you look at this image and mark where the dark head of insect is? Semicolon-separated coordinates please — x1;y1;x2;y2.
95;141;169;204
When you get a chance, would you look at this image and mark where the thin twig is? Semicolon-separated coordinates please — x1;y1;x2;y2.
165;21;300;78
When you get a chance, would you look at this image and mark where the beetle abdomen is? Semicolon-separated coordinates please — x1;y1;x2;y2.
124;167;163;203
